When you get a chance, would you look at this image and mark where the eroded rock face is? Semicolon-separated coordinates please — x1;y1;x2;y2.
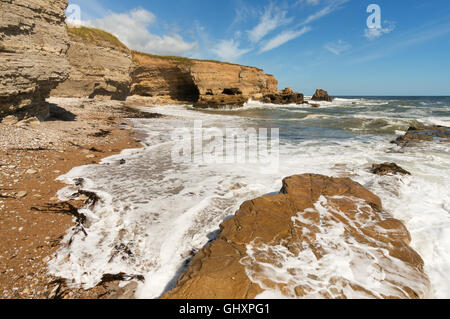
0;0;71;120
52;27;132;101
312;89;333;102
130;52;199;102
130;54;279;107
190;60;278;107
392;126;450;147
190;61;277;98
371;163;411;176
164;174;430;299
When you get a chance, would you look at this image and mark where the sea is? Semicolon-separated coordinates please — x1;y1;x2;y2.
48;96;450;299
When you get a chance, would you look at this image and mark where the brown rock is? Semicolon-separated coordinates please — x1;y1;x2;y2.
392;125;450;147
130;52;199;102
1;115;18;125
190;60;277;100
130;51;278;108
371;163;411;176
52;27;132;101
164;174;430;299
194;94;249;109
0;0;71;121
312;89;333;102
261;89;304;105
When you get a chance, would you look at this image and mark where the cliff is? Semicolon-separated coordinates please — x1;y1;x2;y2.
130;51;279;106
51;27;132;101
130;52;199;102
164;174;430;299
0;0;71;120
51;26;281;106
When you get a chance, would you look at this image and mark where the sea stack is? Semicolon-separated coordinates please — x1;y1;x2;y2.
312;89;333;102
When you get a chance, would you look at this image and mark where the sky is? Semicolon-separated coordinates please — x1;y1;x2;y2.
67;0;450;96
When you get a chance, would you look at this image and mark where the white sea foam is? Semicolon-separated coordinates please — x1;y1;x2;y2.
49;101;450;299
241;196;430;299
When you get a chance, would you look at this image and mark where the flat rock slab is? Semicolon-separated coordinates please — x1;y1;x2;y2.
164;174;430;299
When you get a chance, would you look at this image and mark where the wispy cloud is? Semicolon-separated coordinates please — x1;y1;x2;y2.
365;21;396;40
294;0;321;7
324;39;351;55
247;4;293;43
212;39;251;61
300;0;348;25
81;8;197;56
260;26;312;53
354;19;450;63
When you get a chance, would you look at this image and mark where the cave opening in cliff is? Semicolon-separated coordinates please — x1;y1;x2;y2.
222;88;242;95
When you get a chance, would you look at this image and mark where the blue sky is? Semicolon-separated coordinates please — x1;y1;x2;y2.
67;0;450;96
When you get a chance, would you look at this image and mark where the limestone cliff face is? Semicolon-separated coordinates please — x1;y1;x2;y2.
130;52;278;105
52;27;132;101
130;52;199;102
189;61;277;99
0;0;71;120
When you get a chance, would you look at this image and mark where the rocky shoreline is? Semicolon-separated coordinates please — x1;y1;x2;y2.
0;98;159;298
1;0;447;300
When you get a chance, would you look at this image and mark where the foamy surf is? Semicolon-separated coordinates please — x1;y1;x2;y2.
49;96;450;298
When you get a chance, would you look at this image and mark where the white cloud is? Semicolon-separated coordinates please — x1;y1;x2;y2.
301;0;348;25
83;8;197;56
260;26;312;53
212;39;251;61
324;39;351;55
365;21;396;40
247;5;293;43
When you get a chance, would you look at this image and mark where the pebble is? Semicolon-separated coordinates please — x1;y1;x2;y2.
16;191;28;198
26;169;38;175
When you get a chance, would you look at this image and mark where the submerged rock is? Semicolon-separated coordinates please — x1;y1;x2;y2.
392;126;450;147
164;174;430;299
371;163;411;176
312;89;333;102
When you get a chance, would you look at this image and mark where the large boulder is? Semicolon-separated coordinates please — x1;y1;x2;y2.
312;89;333;102
193;94;249;109
262;88;304;105
0;0;71;120
52;27;132;101
164;174;430;299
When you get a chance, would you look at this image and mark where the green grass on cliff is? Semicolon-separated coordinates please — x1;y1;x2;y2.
67;26;128;50
66;25;260;69
131;50;261;69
